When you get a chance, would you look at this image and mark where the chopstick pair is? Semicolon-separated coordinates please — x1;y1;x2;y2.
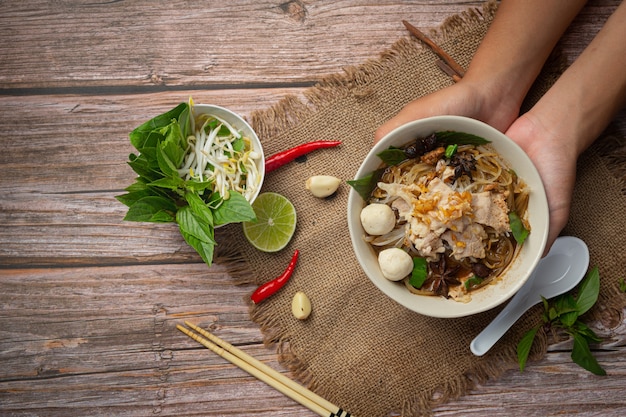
402;20;465;82
177;321;352;417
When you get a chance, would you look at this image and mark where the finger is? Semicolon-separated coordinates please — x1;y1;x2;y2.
374;101;429;143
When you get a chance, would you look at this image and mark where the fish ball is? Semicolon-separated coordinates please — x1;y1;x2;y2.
378;248;413;281
360;203;395;235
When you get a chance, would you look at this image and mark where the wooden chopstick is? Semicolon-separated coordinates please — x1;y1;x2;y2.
178;321;352;417
402;19;465;81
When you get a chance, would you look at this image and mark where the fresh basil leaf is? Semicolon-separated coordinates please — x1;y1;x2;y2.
377;147;406;166
137;130;165;153
347;168;385;201
184;178;214;193
204;119;219;132
128;154;165;184
177;103;192;138
129;102;189;150
571;332;606;376
575;266;600;316
221;125;233;136
182;232;215;265
116;189;155;207
409;257;428;288
176;206;214;244
572;321;603;343
508;211;529;244
176;206;216;265
548;306;558;321
124;196;176;223
160;120;187;163
435;131;491;146
554;293;579;327
117;179;173;207
517;325;539;372
554;293;578;314
151;210;177;222
559;311;580;328
519;264;605;375
213;191;256;226
156;142;180;178
185;192;214;226
149;176;184;191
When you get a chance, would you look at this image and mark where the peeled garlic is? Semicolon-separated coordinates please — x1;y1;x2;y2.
291;291;312;320
305;175;341;198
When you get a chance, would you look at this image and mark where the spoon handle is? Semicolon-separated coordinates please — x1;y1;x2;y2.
470;294;537;356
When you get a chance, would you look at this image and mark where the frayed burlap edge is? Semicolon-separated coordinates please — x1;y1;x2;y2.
581;134;626;328
249;1;498;144
216;0;498;281
214;1;626;415
234;2;517;416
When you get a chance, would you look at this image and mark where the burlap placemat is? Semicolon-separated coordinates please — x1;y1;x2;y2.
218;2;626;415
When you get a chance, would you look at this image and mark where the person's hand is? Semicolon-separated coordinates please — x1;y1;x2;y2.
373;76;580;255
373;80;520;143
504;112;579;254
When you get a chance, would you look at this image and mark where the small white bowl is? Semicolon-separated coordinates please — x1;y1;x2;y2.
191;104;265;205
347;116;549;318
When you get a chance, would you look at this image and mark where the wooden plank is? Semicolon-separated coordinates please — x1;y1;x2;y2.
1;263;625;416
0;264;320;416
2;0;626;416
0;90;299;267
1;1;619;91
0;90;299;193
0;0;489;90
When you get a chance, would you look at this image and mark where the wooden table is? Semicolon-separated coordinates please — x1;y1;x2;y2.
2;1;625;415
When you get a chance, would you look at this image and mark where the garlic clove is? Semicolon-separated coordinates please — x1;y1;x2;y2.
305;175;341;198
291;291;312;320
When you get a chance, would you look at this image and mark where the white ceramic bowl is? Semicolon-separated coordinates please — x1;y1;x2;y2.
191;104;265;205
347;116;549;318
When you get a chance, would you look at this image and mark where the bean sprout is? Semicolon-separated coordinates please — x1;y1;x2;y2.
177;111;261;202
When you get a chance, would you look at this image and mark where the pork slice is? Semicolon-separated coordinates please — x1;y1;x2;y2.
391;198;412;221
441;223;487;260
471;191;511;233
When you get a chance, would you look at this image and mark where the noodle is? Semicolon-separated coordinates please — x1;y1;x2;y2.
363;133;530;302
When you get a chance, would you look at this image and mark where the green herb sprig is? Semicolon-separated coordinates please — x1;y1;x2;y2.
347;131;490;201
517;266;606;375
116;102;257;267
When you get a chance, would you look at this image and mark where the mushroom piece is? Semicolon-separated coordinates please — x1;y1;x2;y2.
360;203;396;235
378;248;413;281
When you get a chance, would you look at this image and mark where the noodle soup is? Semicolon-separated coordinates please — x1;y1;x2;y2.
353;131;530;302
348;116;548;317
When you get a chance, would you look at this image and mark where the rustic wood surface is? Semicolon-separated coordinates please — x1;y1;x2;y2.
1;1;625;416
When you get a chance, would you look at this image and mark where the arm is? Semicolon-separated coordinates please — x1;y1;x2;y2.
514;0;626;156
505;1;626;250
374;0;587;141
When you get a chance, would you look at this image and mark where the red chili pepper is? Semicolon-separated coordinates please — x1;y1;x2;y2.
264;141;341;172
251;249;300;304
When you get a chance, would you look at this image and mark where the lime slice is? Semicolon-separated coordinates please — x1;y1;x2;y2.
243;192;297;252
